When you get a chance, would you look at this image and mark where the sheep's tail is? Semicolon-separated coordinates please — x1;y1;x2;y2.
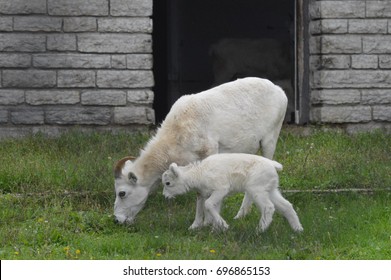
271;160;283;171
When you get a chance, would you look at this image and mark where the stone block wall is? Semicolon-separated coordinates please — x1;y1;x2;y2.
0;0;154;137
309;0;391;132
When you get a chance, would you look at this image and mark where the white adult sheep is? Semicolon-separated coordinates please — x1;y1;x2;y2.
113;77;287;225
162;153;303;232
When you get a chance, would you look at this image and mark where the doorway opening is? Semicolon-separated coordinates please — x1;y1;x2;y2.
153;0;304;124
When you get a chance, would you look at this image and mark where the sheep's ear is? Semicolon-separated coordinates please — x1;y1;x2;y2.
169;163;180;178
128;172;138;184
114;156;136;179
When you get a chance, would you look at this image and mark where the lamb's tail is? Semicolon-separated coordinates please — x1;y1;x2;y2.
270;160;283;171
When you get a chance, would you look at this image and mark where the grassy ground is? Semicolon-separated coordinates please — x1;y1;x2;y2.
0;128;390;259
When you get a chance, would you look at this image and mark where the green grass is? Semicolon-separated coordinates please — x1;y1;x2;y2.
0;128;390;259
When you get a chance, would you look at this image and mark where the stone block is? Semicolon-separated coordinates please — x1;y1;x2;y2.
127;54;153;69
47;34;77;51
311;89;360;105
367;1;391;18
58;71;96;88
48;0;108;16
321;35;362;54
33;54;111;69
0;90;25;105
14;17;62;32
127;90;154;104
311;105;372;123
3;70;56;88
111;55;127;69
98;18;152;33
310;55;350;70
81;90;127;106
0;54;31;68
11;108;44;125
45;107;111;125
309;37;321;54
0;0;46;14
0;17;12;31
362;89;391;104
318;1;365;19
313;70;391;89
349;19;387;34
373;105;391;121
26;90;80;105
346;122;391;134
309;1;321;20
351;55;378;69
78;34;152;53
310;19;347;35
0;110;8;124
97;70;154;88
379;55;391;68
363;36;391;54
114;107;155;125
63;17;97;32
110;0;153;16
0;34;46;52
0;127;32;138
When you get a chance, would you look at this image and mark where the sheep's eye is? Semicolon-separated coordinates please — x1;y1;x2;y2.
165;182;170;186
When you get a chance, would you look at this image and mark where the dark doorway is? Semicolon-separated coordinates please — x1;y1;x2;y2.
153;0;296;124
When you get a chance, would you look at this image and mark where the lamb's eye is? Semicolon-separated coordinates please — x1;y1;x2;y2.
165;182;170;186
118;191;126;198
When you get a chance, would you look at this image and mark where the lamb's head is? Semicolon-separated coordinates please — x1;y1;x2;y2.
162;163;187;199
113;156;149;225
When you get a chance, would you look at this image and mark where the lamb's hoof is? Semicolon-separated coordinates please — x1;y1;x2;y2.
256;225;268;234
234;213;244;220
293;225;304;233
234;210;249;220
212;223;229;233
189;223;202;231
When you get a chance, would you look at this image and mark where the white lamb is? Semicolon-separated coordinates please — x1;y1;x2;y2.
114;77;287;225
162;153;303;233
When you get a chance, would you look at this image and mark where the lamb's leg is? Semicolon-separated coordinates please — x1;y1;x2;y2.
250;190;275;232
204;190;229;231
270;188;303;232
234;192;252;219
189;194;205;230
203;198;222;226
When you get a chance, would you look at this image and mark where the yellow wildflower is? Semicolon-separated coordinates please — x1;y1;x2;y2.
76;249;81;255
209;249;216;254
156;253;162;257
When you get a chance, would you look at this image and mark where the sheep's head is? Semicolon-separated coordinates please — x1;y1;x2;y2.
162;163;186;199
113;157;149;225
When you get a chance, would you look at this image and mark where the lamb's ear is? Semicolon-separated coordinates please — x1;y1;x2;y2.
169;163;180;178
128;172;138;184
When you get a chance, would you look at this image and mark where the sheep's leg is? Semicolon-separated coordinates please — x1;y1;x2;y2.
250;190;275;232
234;192;252;219
261;124;284;159
189;194;205;230
204;190;229;231
269;189;303;232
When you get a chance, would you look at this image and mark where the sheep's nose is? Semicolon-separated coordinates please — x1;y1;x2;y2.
114;217;120;224
118;191;126;198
